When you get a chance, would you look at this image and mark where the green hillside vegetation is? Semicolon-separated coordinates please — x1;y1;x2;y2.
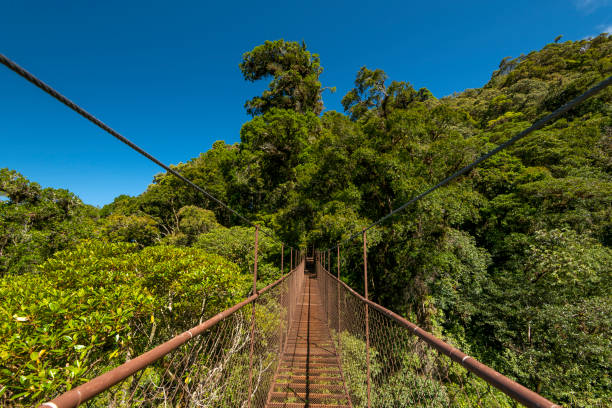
1;35;610;406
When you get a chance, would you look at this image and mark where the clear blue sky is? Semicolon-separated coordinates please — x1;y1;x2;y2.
1;0;610;207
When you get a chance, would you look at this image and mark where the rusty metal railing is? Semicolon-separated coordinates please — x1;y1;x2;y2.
40;239;305;408
315;243;560;408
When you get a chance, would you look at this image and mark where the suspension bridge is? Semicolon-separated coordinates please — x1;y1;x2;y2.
36;248;563;408
1;53;610;408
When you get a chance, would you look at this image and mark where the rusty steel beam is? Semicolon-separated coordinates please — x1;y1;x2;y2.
337;246;341;339
280;244;285;354
362;230;371;408
318;267;560;408
248;226;260;408
335;245;353;407
40;259;295;408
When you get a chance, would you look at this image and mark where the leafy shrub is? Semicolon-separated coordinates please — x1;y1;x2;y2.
97;213;160;246
0;241;247;406
0;168;98;276
195;226;282;288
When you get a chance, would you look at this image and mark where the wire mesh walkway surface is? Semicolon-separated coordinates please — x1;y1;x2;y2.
266;259;351;408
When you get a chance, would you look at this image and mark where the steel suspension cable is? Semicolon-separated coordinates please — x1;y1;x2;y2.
325;74;612;251
0;53;290;248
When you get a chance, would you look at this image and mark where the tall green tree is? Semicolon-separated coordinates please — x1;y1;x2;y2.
341;66;433;120
0;169;97;276
239;39;328;116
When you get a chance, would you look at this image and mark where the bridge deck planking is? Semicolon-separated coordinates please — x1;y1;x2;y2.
265;263;351;408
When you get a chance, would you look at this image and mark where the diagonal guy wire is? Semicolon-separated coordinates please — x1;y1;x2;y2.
0;53;290;248
326;74;612;251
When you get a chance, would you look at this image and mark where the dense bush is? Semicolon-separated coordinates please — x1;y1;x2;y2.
0;169;98;276
0;241;247;405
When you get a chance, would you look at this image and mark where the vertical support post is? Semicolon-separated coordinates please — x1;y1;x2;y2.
248;226;259;408
327;249;331;320
280;244;284;354
337;245;341;341
323;249;327;317
287;247;292;345
363;229;371;408
290;248;293;272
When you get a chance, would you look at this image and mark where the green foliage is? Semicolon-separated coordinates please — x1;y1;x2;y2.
0;241;246;405
177;205;219;236
195;226;282;288
341;67;389;120
4;34;612;406
133;141;244;230
161;205;221;246
98;194;140;217
337;330;512;407
240;108;321;191
0;169;97;276
477;229;612;405
240;39;327;116
341;66;434;121
96;213;160;246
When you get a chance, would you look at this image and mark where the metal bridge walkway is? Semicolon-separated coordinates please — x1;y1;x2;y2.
265;260;351;408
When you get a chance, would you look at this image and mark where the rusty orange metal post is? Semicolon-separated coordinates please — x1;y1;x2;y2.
363;229;371;408
279;244;284;354
327;249;331;319
337;245;341;337
248;226;259;408
335;244;353;408
281;244;284;275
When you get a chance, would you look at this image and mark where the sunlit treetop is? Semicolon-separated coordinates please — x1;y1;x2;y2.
240;39;331;116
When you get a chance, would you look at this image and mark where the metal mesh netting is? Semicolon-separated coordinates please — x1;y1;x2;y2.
264;271;352;407
45;262;304;408
315;260;516;408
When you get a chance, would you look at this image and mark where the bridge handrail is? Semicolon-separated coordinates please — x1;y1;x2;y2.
40;262;304;408
318;262;560;408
